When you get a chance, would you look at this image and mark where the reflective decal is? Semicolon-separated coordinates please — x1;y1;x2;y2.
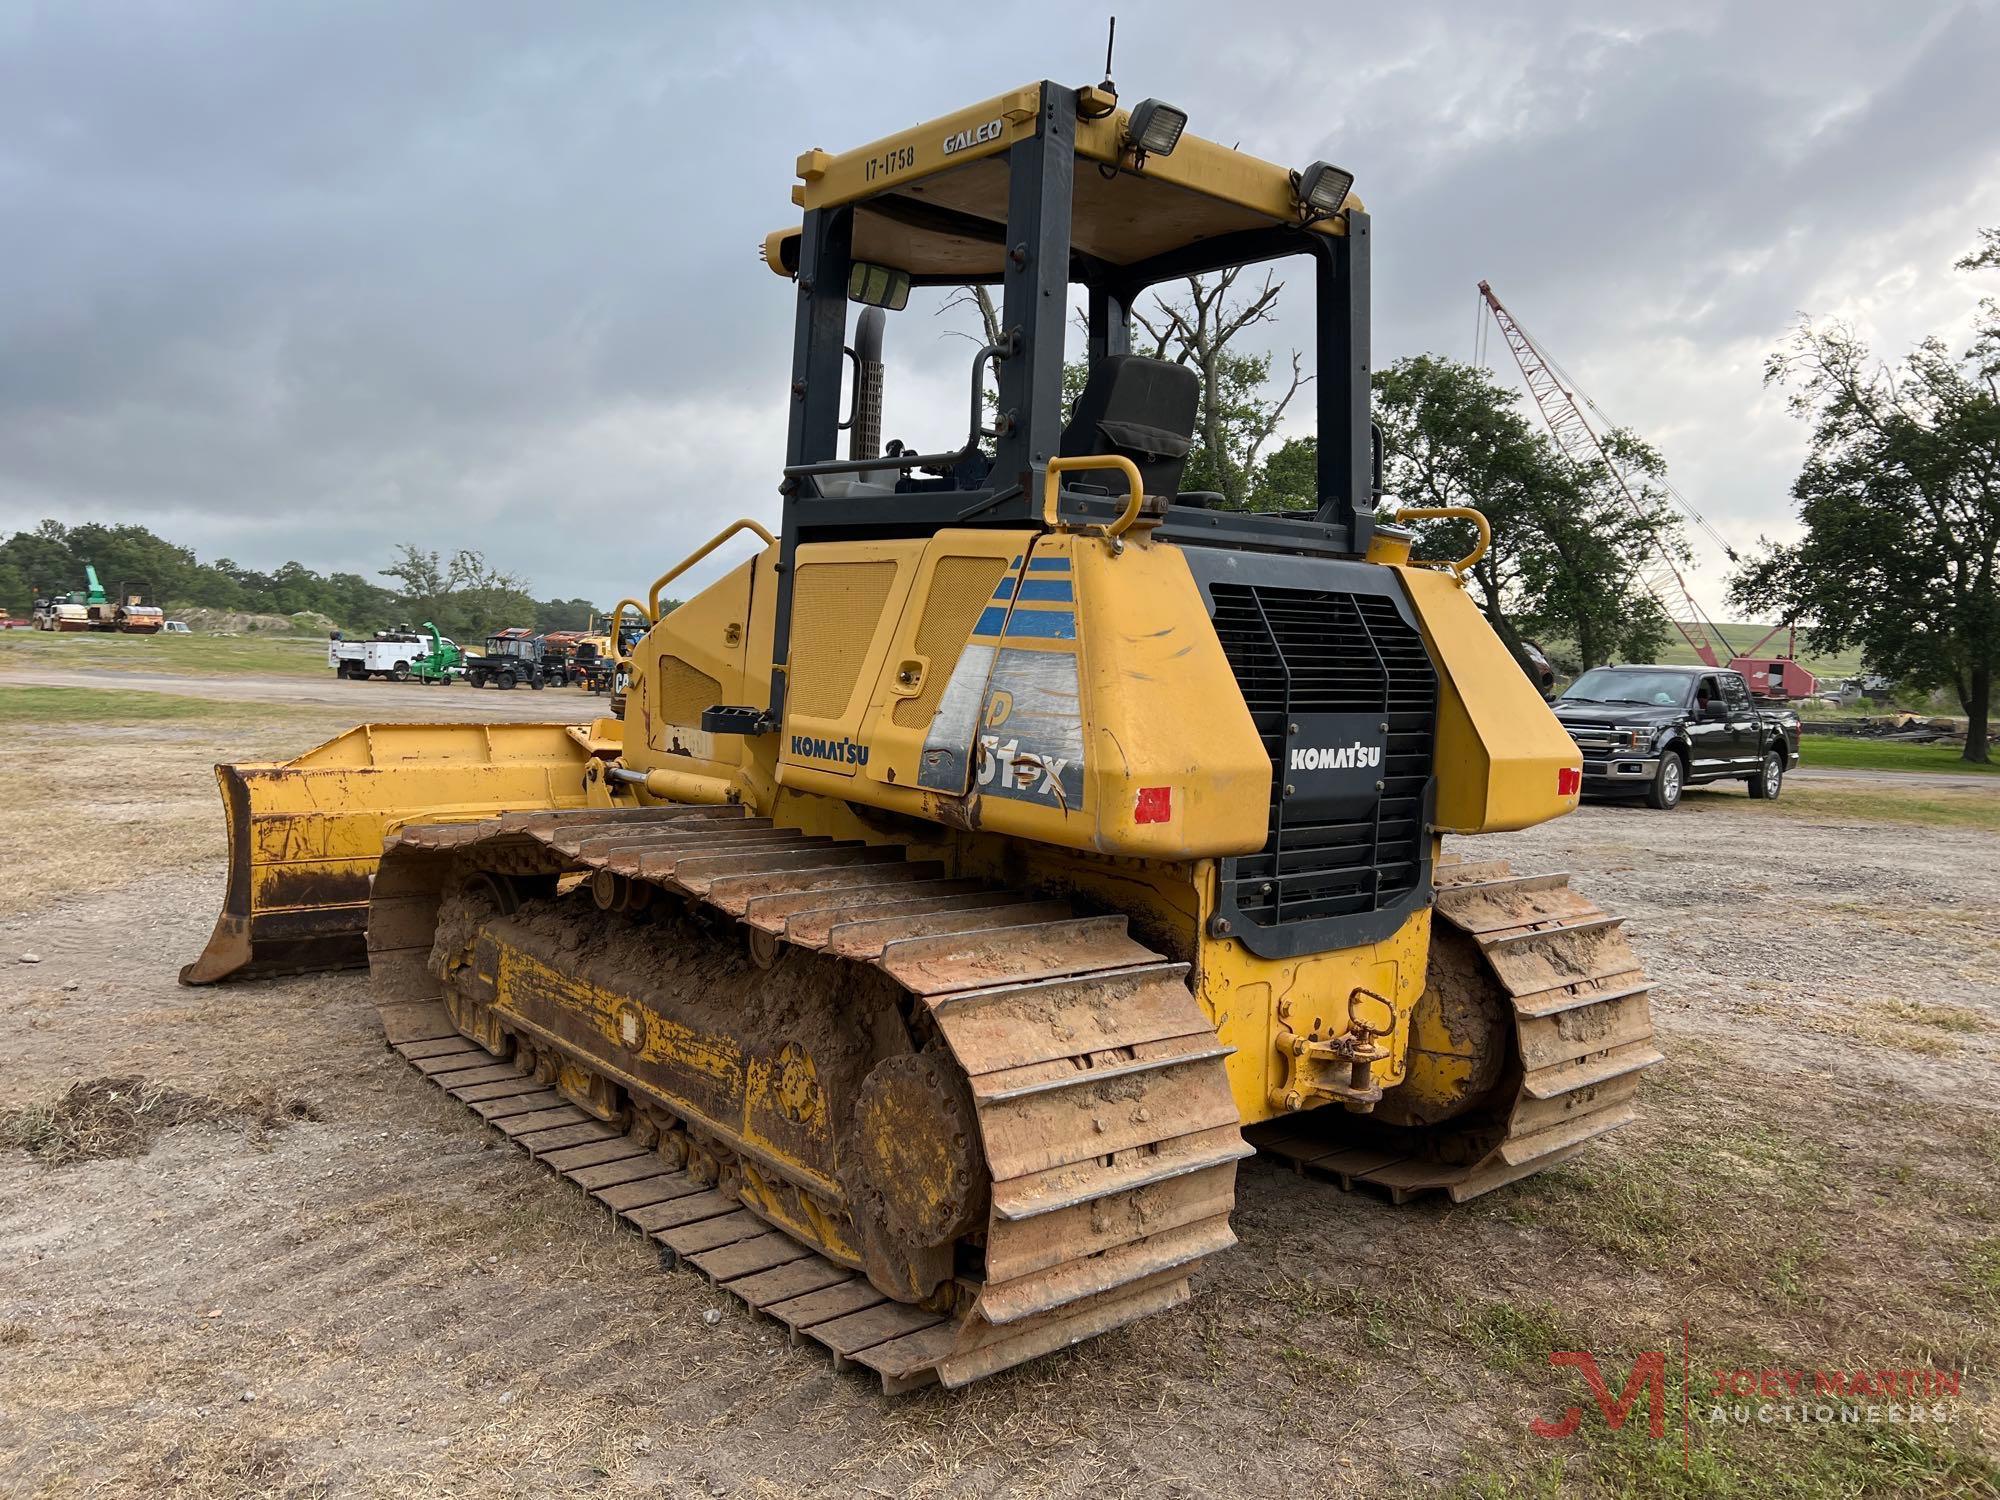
975;648;1086;810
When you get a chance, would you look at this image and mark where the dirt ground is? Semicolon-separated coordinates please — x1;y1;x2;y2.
1;691;1998;1498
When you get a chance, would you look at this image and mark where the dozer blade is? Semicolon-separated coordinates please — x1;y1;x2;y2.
179;720;618;985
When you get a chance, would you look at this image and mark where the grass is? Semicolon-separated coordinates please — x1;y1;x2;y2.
0;685;324;727
1881;999;1987;1034
1965;1239;2000;1307
1458;1416;2000;1500
1464;1080;2000;1499
1742;996;1993;1060
1682;781;2000;833
1801;737;2000;776
0;1076;319;1165
0;629;326;678
1493;1120;1836;1292
1652;624;1865;678
1464;1300;1578;1374
0;693;356;898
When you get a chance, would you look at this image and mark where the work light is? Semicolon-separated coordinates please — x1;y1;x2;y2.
1296;160;1355;217
1126;99;1187;157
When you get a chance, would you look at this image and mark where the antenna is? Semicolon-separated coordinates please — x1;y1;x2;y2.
1101;16;1117;91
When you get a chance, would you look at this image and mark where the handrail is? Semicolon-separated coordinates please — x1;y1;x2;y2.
784;337;1007;484
608;598;649;669
1393;505;1491;581
646;518;776;620
1042;454;1146;541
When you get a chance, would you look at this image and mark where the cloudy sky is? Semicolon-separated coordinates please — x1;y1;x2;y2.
4;2;1998;617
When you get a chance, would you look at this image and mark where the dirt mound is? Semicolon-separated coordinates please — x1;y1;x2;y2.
0;1075;320;1165
176;607;338;636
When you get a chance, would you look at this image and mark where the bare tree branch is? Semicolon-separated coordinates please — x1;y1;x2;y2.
1240;350;1312;474
1131;270;1307;506
938;286;1003;345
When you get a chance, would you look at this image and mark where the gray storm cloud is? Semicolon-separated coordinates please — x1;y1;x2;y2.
3;0;1997;610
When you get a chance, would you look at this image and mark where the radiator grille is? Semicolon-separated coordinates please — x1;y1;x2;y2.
1210;583;1437;932
1564;726;1620;753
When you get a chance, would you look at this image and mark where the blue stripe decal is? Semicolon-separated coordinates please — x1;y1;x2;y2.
1009;555;1023;568
991;583;1015;601
1014;579;1073;602
1003;609;1077;641
973;606;1010;636
1027;557;1070;573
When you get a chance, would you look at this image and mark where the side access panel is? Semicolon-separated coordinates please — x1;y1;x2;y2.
862;531;1030;796
627;554;760;774
777;541;924;780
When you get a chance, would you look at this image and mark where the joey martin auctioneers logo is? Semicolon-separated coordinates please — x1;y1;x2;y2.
1531;1323;1966;1464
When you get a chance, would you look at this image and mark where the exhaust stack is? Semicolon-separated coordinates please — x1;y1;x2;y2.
849;306;884;461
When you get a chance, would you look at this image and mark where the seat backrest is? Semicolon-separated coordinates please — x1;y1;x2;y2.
1057;355;1199;498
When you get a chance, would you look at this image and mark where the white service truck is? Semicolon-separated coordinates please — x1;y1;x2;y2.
328;626;441;681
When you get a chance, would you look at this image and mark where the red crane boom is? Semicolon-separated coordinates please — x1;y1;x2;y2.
1476;279;1735;669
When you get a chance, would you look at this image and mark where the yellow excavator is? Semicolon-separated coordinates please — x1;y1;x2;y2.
182;78;1658;1391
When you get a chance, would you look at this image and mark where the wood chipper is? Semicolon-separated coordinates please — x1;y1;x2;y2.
183;75;1657;1391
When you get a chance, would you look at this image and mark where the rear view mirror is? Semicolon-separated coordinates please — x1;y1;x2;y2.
848;261;911;311
1703;701;1730;721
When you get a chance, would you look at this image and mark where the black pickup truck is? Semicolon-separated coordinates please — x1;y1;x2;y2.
1552;664;1801;810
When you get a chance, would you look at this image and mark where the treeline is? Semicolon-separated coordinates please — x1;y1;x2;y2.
0;520;603;642
1733;226;2000;763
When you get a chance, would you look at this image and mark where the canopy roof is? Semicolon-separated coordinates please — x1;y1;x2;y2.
768;83;1360;286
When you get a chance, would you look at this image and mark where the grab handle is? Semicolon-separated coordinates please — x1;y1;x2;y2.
1393;505;1491;581
646;518;776;620
609;598;648;669
1042;455;1145;542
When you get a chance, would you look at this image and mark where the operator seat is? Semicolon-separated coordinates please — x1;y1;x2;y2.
1057;354;1200;498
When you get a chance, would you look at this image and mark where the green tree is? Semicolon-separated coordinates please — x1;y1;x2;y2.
1732;238;2000;762
313;570;397;628
1251;434;1319;511
2;520;83;600
1961;227;2000;379
1373;354;1679;676
62;522;198;606
0;520;399;631
0;559;30;616
382;544;536;642
534;596;607;633
382;544;451;619
1524;432;1681;672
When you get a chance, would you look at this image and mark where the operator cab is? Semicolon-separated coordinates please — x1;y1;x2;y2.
765;80;1373;553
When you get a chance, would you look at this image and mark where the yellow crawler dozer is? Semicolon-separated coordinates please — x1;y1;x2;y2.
184;78;1659;1390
